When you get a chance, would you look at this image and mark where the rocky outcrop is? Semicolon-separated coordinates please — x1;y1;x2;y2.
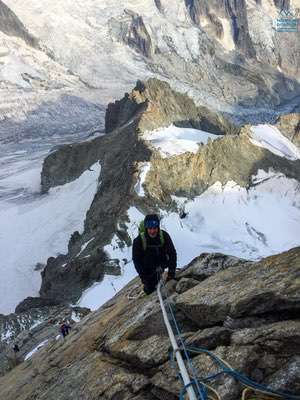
184;0;300;79
110;10;154;58
37;79;240;304
275;113;300;151
41;139;104;193
144;129;300;201
186;0;256;57
105;78;239;135
176;247;300;327
39;252;122;304
0;0;38;48
38;112;152;302
0;247;299;399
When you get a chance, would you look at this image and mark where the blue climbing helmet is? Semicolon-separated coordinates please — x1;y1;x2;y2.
144;214;160;228
139;214;165;250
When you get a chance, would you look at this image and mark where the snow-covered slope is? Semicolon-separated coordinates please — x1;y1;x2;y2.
249;124;300;161
0;162;100;314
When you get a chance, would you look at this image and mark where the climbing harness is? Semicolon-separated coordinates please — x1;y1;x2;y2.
139;220;165;251
156;270;300;400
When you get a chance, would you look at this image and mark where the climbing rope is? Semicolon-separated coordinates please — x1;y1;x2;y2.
157;270;300;400
158;270;207;400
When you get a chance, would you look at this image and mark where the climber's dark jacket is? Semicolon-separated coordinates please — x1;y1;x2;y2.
132;229;177;283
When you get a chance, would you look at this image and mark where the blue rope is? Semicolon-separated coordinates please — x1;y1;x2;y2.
186;346;300;400
179;380;201;400
158;269;300;399
157;270;300;400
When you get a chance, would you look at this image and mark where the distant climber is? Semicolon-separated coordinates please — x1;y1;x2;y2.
59;321;71;338
13;343;20;353
132;214;177;295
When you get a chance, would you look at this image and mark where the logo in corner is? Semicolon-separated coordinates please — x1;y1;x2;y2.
273;7;300;32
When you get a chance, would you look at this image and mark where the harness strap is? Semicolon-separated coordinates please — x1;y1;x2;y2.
140;230;165;251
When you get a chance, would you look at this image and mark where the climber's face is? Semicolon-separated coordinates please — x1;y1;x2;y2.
147;227;159;238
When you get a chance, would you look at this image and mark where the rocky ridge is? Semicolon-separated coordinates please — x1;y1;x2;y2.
0;247;299;399
36;78;300;307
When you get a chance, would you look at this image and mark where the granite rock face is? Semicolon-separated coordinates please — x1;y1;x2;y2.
41;141;103;193
110;10;154;58
176;247;300;327
38;78;240;303
0;247;299;399
105;79;239;135
275;113;300;151
145;128;300;201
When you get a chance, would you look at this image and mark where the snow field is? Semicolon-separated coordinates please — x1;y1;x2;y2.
0;162;101;314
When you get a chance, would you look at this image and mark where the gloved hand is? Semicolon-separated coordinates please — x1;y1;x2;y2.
166;271;175;282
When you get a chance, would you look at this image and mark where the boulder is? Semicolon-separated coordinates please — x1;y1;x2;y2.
176;247;300;328
275;113;300;151
179;253;248;281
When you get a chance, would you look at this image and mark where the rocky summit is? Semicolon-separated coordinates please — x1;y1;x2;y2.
0;247;299;399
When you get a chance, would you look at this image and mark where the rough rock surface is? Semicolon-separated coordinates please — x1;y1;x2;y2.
42;79;238;192
275;113;300;151
176;247;300;327
111;10;154;58
0;247;299;399
105;79;238;135
145;127;300;201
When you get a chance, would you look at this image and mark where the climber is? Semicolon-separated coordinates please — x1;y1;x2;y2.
13;343;20;353
59;321;71;338
132;214;177;295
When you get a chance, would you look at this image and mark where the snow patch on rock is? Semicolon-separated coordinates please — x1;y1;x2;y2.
135;162;151;196
250;124;300;160
24;339;48;361
143;125;221;157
